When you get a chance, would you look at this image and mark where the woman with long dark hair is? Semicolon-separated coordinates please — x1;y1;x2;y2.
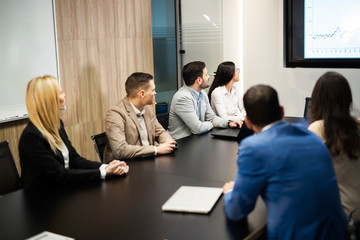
208;61;245;121
308;71;360;219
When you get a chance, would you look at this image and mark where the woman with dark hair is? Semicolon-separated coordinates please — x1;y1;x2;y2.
308;71;360;219
208;61;245;122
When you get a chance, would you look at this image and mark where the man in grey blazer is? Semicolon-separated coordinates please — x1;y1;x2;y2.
104;72;176;162
168;61;242;140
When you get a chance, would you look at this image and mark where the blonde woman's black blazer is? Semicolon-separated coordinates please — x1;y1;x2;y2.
19;120;102;189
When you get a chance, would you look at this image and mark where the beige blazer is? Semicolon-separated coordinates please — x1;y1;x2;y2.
104;97;172;162
309;120;360;219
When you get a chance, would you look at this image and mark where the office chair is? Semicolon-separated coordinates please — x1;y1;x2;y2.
347;208;360;240
91;132;108;163
156;112;169;130
0;141;22;195
155;102;168;115
303;97;311;119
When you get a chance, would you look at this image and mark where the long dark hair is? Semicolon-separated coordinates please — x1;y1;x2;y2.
208;61;235;102
310;71;360;159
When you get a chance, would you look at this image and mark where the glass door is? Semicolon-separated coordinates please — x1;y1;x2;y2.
179;0;223;90
151;0;178;113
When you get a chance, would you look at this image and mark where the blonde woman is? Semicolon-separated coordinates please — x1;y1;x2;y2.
19;75;128;189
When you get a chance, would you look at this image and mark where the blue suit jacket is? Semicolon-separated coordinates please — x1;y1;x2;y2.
223;121;347;240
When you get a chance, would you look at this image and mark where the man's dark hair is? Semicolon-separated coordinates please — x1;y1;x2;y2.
243;84;282;127
182;61;206;86
125;72;153;97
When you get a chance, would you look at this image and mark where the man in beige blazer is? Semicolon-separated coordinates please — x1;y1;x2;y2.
104;72;176;162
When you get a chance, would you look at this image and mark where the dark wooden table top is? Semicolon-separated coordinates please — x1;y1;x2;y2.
0;116;311;240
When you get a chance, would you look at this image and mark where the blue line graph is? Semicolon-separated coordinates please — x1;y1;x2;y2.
304;0;360;59
312;27;360;41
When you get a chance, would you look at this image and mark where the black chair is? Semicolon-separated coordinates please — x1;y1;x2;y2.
303;97;311;118
0;141;21;195
347;208;360;240
91;132;108;163
156;112;169;130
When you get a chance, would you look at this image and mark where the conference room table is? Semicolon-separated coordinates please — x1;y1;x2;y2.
0;117;307;240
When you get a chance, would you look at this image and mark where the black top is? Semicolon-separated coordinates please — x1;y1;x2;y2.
19;120;102;189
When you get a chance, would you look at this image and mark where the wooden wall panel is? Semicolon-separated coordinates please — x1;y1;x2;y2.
57;0;154;162
0;119;28;174
0;0;154;174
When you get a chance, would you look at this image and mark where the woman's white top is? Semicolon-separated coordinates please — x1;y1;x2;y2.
59;142;107;179
210;85;246;121
59;142;70;169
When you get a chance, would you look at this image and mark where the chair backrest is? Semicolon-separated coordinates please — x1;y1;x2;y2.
304;97;311;118
0;141;21;195
156;112;169;130
347;208;360;240
91;132;108;163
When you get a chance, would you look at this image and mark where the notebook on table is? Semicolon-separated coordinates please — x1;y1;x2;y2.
162;186;223;214
27;231;74;240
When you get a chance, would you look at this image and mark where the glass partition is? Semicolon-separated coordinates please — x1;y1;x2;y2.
151;0;178;113
179;0;223;91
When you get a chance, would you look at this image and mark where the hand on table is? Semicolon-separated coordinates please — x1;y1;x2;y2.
157;139;177;154
106;160;129;176
229;120;243;128
223;181;235;194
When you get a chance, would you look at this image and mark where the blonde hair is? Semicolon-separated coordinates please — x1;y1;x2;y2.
26;75;63;153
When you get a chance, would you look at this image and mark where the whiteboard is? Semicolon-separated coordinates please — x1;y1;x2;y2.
0;0;59;123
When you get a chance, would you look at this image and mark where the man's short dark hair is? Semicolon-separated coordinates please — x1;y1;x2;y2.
243;84;282;127
182;61;206;86
125;72;153;97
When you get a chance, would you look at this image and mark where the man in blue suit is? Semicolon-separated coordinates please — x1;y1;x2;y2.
222;85;347;239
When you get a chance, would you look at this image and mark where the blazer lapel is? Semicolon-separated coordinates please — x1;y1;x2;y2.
55;149;65;166
200;93;206;121
186;86;201;120
57;129;66;166
123;97;142;137
143;106;154;145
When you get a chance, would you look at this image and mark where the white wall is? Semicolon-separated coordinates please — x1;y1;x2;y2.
223;0;244;96
225;0;360;117
180;0;223;78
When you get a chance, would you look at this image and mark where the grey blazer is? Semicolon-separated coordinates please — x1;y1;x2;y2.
168;86;228;140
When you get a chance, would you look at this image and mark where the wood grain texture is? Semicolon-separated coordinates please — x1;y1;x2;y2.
56;0;154;162
0;119;28;175
0;0;154;175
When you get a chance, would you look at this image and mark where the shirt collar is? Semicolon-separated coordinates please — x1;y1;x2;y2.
129;101;145;116
189;87;202;100
261;120;282;132
220;85;236;96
